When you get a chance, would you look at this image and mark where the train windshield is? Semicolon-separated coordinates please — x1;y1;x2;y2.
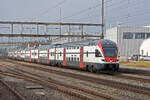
103;48;117;57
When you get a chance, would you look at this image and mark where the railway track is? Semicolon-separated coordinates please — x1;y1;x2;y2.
0;79;26;100
69;69;150;83
119;68;150;76
5;59;150;83
3;59;150;97
0;68;120;100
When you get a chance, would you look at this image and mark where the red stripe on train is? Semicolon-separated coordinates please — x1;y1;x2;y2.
63;48;66;66
24;50;26;62
47;49;50;64
80;47;84;68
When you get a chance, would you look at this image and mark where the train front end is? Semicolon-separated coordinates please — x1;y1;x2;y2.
97;39;119;71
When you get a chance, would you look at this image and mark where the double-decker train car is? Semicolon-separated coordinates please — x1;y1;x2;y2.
8;39;119;72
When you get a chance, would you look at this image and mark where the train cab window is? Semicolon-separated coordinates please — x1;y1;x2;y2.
95;49;102;57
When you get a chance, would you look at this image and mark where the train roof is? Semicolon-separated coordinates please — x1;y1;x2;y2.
37;39;116;49
11;39;117;51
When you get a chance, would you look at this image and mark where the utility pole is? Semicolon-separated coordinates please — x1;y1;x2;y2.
59;8;62;37
101;0;104;39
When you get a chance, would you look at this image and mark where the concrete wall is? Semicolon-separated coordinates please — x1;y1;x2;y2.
105;27;118;43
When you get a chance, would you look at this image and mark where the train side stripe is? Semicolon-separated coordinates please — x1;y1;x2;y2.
80;47;84;68
97;42;105;57
24;50;26;62
63;48;66;66
47;49;50;64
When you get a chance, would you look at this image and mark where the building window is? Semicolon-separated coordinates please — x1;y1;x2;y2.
123;32;133;39
147;33;150;38
135;33;145;39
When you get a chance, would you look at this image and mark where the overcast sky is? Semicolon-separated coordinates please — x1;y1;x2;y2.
0;0;150;28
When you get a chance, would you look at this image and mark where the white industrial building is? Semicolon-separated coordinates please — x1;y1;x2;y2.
140;38;150;56
106;26;150;60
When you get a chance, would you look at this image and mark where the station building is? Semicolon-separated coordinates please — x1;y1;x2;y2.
106;26;150;60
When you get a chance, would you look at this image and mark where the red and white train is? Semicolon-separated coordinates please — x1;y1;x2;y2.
8;39;119;72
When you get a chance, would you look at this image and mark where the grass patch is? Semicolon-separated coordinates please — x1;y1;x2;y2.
120;61;150;68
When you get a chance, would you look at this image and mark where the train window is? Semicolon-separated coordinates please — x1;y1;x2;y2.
86;51;88;57
32;52;37;56
77;58;79;61
69;57;70;62
74;58;76;62
95;49;102;57
77;47;79;49
71;57;73;61
51;52;52;56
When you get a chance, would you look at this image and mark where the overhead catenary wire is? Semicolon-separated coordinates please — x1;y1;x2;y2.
107;7;150;23
105;0;150;27
28;0;67;21
61;0;112;21
67;0;147;23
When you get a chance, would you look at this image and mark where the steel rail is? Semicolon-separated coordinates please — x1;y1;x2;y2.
8;67;120;100
0;79;26;100
9;60;150;96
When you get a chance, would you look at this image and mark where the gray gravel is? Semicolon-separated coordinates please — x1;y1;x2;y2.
0;75;81;100
2;60;150;100
0;79;18;100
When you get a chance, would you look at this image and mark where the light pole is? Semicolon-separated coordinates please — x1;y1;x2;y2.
101;0;104;39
